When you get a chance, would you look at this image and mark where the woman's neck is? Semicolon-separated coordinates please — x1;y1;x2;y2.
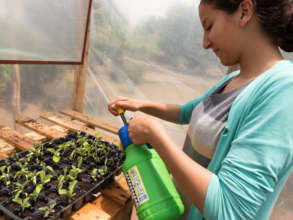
223;42;283;94
238;40;283;80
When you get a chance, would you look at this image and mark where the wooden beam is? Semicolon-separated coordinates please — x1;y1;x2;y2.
0;152;8;159
101;177;131;206
24;132;47;142
70;202;112;220
60;109;119;135
70;164;133;220
40;112;119;146
12;65;21;130
0;124;33;151
72;12;91;113
16;116;67;139
0;139;15;155
91;195;122;219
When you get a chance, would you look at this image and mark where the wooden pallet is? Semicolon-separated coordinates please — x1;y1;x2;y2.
0;110;132;220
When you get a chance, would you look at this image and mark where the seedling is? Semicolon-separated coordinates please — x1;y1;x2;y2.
58;175;65;195
77;156;83;169
59;180;77;203
30;184;43;202
10;152;19;161
40;162;54;174
38;202;56;218
0;165;11;186
12;191;31;213
90;168;98;181
38;170;53;185
13;180;29;195
67;165;83;181
47;148;61;163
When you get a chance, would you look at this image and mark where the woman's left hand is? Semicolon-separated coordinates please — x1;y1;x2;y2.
128;116;164;145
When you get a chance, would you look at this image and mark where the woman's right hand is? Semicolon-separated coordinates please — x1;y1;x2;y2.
108;96;143;116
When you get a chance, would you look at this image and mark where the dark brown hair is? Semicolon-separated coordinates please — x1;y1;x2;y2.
200;0;293;52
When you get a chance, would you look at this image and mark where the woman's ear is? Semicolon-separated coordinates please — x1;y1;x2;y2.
238;0;255;27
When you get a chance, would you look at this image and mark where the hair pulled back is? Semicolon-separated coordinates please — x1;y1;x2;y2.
200;0;293;52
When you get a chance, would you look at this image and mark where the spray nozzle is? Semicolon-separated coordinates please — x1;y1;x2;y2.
117;107;127;125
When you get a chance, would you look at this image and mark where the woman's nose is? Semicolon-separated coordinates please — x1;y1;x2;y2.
203;33;211;49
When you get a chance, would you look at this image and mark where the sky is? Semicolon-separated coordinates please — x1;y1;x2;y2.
113;0;197;25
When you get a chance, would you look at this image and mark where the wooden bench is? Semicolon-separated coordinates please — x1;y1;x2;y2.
0;109;133;220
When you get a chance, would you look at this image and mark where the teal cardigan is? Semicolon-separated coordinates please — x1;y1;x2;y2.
179;60;293;220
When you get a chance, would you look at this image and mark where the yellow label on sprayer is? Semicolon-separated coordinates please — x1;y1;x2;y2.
125;166;149;207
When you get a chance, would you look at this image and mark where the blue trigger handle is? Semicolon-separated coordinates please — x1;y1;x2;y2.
146;143;152;149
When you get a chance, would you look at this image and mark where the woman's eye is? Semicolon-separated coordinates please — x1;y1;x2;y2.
206;25;212;31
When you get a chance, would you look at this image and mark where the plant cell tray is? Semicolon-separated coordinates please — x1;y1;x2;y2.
0;131;125;220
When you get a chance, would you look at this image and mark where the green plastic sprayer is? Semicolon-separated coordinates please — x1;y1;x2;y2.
117;108;184;220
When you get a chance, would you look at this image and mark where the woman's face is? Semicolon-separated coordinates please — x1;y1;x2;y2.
199;3;242;66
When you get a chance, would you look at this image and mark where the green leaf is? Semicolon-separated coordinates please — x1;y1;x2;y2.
58;144;64;150
38;207;47;211
39;170;46;181
44;174;53;184
12;197;23;205
69;180;77;194
59;189;68;195
58;175;65;190
83;142;89;148
23;197;31;208
94;131;99;138
69;150;75;160
33;175;37;185
0;166;6;173
47;148;56;154
77;156;83;169
35;184;43;194
91;169;97;179
53;153;60;163
47;166;54;174
50;202;56;209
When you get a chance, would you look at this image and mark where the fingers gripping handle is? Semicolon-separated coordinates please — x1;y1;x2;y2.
118;124;152;150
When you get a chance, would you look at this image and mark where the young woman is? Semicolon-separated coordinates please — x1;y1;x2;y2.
108;0;293;219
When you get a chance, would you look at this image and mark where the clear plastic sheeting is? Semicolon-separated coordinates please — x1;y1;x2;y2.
0;0;89;62
84;0;293;219
0;64;74;129
85;0;225;145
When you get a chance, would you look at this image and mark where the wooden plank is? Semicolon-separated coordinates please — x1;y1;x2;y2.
0;124;33;151
16;116;67;139
0;139;15;155
60;109;119;135
70;202;111;220
92;195;122;218
70;177;132;220
50;125;69;133
24;132;47;142
101;176;131;206
0;152;8;160
40;112;120;145
112;196;133;220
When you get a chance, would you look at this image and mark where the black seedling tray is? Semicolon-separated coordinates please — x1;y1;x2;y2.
0;131;125;220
